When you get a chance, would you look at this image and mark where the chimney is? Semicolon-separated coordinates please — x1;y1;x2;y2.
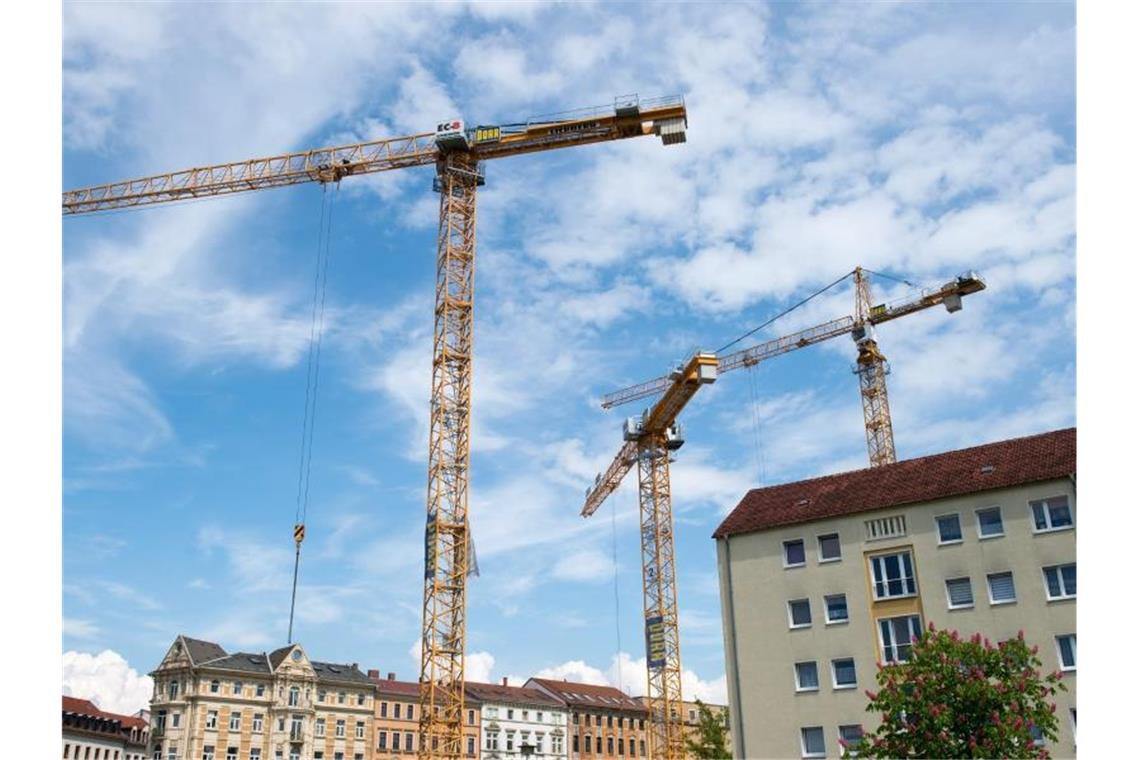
352;663;359;670
502;677;508;687
388;672;396;681
368;669;380;679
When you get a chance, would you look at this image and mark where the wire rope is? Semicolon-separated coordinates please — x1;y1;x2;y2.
715;270;854;354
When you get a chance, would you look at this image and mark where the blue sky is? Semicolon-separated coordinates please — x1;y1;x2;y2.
61;1;1075;713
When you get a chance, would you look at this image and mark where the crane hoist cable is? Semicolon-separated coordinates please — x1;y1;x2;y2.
715;270;854;354
610;494;624;694
287;182;338;644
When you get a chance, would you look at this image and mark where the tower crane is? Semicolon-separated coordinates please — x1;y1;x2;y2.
62;94;689;760
580;268;985;759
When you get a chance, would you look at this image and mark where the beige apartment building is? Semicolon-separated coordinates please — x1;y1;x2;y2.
148;635;376;760
714;428;1076;760
369;670;481;758
526;679;649;760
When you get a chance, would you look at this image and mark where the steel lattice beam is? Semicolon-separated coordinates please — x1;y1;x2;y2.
637;437;686;760
419;153;477;760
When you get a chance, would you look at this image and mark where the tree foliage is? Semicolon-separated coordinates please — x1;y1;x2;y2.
684;699;731;759
844;625;1067;759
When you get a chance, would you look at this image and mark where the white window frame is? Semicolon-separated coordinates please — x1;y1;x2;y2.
869;551;917;600
1043;563;1076;600
206;710;218;730
787;598;812;629
975;506;1005;539
878;614;922;663
1056;634;1076;671
793;661;819;692
934;513;963;545
838;724;864;756
824;593;849;625
253;714;263;733
817;533;842;563
335;719;346;738
229;712;241;731
945;576;974;609
783;538;806;569
831;658;857;690
986;571;1017;605
800;726;826;759
1030;495;1074;533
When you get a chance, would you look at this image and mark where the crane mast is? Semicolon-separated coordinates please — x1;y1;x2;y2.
64;94;689;760
852;267;896;466
582;352;717;760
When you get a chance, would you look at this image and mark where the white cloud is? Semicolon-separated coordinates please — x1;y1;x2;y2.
533;651;727;704
63;650;154;715
551;547;616;583
64;619;101;640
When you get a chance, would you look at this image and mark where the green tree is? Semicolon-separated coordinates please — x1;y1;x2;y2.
844;625;1067;759
684;699;731;759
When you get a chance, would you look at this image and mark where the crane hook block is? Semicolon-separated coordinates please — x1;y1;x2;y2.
293;524;305;544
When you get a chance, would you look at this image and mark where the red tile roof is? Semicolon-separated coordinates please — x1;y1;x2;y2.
527;678;647;713
465;681;564;708
369;675;422;697
713;428;1075;539
62;695;148;729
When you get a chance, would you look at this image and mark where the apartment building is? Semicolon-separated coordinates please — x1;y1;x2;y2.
369;671;481;758
714;428;1076;760
467;679;568;760
148;635;376;760
526;680;649;760
636;698;731;757
63;696;149;760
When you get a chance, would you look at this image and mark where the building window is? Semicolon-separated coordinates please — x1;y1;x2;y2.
288;686;299;706
210;680;220;694
249;750;260;760
315;719;325;738
290;716;303;741
206;711;218;730
226;749;237;760
607;737;614;755
393;703;400;719
878;615;922;662
818;533;841;562
337;691;346;705
253;714;264;733
356;721;365;739
976;507;1004;538
832;658;857;689
508;708;515;720
794;661;819;691
824;593;848;624
553;735;563;754
1043;563;1077;600
838;725;864;756
783;538;806;567
800;726;825;759
788;598;812;628
335;719;345;738
173;712;181;728
379;700;386;718
935;513;962;544
1028;723;1045;747
203;748;215;760
378;731;387;750
405;733;414;752
229;711;241;731
1031;495;1073;532
168;680;180;700
987;571;1017;604
1056;634;1076;670
233;681;242;696
596;735;602;753
467;708;475;725
945;577;974;609
869;551;916;599
466;736;475;757
639;739;646;756
256;684;265;698
573;734;579;753
406;704;415;721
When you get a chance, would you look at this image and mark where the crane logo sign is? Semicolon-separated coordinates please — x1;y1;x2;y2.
645;615;667;669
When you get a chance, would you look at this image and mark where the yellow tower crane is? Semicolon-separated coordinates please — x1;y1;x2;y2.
582;268;985;759
62;94;689;760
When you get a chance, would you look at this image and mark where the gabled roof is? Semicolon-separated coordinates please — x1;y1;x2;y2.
202;653;273;674
312;661;374;686
527;678;647;714
713;428;1076;539
268;645;296;671
180;635;227;666
465;682;564;709
370;675;422;697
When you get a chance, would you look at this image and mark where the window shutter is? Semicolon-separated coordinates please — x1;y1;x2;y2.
946;578;973;606
989;572;1015;601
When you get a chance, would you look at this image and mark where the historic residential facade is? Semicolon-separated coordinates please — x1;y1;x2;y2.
638;698;731;758
467;679;567;760
148;635;375;760
63;696;149;760
526;680;649;760
714;428;1077;759
369;671;481;758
